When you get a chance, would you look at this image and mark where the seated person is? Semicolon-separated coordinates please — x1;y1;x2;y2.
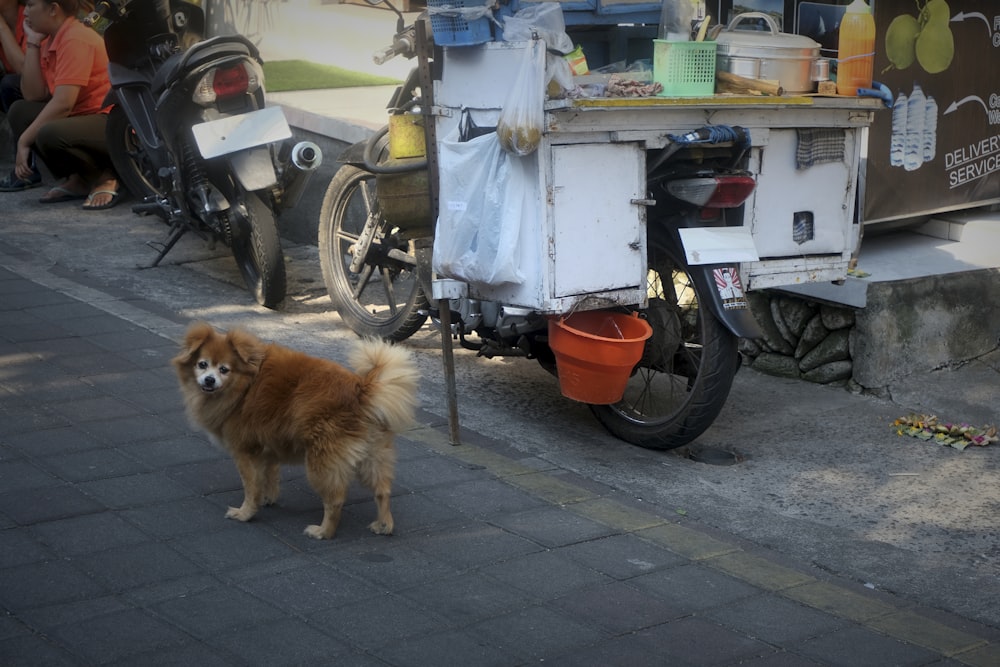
0;0;27;112
3;0;119;209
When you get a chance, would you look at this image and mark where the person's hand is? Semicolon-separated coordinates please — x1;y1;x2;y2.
22;17;44;44
14;143;34;181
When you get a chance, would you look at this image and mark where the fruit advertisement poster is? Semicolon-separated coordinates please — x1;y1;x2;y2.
863;0;1000;222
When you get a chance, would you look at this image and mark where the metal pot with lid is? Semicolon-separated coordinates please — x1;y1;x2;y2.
716;12;820;94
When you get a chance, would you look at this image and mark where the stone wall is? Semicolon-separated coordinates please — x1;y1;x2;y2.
740;291;858;386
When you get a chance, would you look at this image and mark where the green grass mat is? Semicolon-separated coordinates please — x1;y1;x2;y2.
263;60;402;92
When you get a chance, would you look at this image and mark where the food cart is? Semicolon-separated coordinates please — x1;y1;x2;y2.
318;0;884;448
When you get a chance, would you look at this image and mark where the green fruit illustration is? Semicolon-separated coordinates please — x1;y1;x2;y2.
915;16;955;73
885;14;920;70
880;0;954;75
919;0;950;25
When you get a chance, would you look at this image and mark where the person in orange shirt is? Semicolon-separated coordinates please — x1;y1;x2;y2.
0;1;27;109
2;0;119;209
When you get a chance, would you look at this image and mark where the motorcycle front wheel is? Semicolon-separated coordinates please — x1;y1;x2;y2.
318;165;428;341
229;190;286;309
590;234;739;450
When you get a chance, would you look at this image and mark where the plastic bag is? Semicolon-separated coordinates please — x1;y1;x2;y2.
497;40;544;157
433;126;525;286
500;2;573;54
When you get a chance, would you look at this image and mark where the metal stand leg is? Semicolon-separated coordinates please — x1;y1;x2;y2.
437;298;462;446
149;224;187;267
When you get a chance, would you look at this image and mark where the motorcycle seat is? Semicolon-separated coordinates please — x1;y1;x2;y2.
153;35;260;94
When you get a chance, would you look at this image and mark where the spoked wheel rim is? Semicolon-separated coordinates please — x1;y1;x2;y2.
318;165;427;341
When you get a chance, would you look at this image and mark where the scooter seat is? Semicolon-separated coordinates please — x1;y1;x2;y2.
152;35;260;94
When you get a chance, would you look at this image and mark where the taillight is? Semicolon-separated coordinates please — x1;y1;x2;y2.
193;60;264;105
667;175;755;208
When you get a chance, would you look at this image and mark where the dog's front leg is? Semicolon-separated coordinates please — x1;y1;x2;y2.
226;455;265;522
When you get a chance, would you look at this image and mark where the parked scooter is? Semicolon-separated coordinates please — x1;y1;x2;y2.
318;0;762;449
85;0;321;309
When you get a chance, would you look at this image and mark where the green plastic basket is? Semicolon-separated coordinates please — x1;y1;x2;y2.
653;40;717;97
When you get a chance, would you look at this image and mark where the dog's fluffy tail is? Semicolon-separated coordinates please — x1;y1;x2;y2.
349;338;420;433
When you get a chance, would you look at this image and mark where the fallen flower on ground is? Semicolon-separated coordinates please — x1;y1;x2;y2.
893;414;998;451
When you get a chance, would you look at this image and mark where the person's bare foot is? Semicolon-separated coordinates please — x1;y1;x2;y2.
82;175;121;211
38;174;88;203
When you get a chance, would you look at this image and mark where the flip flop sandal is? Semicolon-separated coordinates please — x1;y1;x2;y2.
39;186;88;204
82;189;122;211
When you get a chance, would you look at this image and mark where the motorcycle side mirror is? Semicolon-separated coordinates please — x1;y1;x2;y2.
366;0;406;35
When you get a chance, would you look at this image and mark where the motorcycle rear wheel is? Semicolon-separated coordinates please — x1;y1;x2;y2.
318;165;428;341
590;235;739;450
229;190;286;309
105;105;160;202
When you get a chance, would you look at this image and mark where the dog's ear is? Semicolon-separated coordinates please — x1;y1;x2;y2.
172;321;215;367
227;328;265;370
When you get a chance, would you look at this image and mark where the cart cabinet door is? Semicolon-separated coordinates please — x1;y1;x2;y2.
747;129;860;257
550;143;646;298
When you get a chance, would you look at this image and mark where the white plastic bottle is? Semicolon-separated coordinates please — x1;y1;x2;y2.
904;84;925;172
890;91;907;168
922;95;938;163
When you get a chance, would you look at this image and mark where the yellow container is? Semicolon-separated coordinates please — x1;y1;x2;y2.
565;45;589;76
836;0;875;96
388;114;426;159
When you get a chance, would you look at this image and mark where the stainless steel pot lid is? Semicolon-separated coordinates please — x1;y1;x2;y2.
716;12;820;58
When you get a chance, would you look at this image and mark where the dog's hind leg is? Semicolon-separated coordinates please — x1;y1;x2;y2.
226;454;266;522
303;456;351;540
262;462;280;506
358;432;396;535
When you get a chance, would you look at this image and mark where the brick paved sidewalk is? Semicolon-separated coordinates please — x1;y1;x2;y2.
2;264;999;666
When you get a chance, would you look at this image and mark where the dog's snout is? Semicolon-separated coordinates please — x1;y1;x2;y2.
203;376;216;387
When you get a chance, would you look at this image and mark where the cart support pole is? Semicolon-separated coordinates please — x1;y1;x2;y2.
415;20;461;445
437;301;461;446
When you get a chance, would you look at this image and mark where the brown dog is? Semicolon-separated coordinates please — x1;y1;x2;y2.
172;322;419;539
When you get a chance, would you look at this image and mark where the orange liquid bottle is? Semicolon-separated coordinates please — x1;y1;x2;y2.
837;0;875;96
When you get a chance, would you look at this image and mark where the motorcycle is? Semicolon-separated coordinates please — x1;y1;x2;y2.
318;1;762;450
85;0;322;309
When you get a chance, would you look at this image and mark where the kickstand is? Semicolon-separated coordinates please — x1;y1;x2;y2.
147;222;187;267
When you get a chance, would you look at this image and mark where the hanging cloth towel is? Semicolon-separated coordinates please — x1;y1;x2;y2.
796;128;845;169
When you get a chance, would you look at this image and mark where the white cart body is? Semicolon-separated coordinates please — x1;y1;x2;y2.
433;41;879;313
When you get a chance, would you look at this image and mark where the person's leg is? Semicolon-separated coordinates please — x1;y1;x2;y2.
34;114;109;183
34;114;119;207
59;113;120;209
0;73;23;114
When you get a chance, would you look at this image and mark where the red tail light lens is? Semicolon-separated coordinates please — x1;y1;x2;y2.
193;60;264;106
212;64;250;98
667;175;756;208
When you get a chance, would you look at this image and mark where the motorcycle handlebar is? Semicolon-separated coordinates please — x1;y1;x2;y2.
372;44;398;66
372;26;417;65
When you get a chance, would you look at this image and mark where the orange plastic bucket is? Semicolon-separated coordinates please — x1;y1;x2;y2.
548;311;652;405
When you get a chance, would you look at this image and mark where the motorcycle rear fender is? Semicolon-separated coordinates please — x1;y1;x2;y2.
106;83;163;152
686;263;762;339
656;227;762;339
226;146;279;191
337;139;369;167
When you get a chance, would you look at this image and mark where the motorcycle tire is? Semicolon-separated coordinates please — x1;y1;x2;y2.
590;233;739;450
318;164;428;342
229;190;286;309
105;105;160;203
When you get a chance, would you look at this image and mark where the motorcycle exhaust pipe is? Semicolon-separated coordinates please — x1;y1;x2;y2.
277;141;322;210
